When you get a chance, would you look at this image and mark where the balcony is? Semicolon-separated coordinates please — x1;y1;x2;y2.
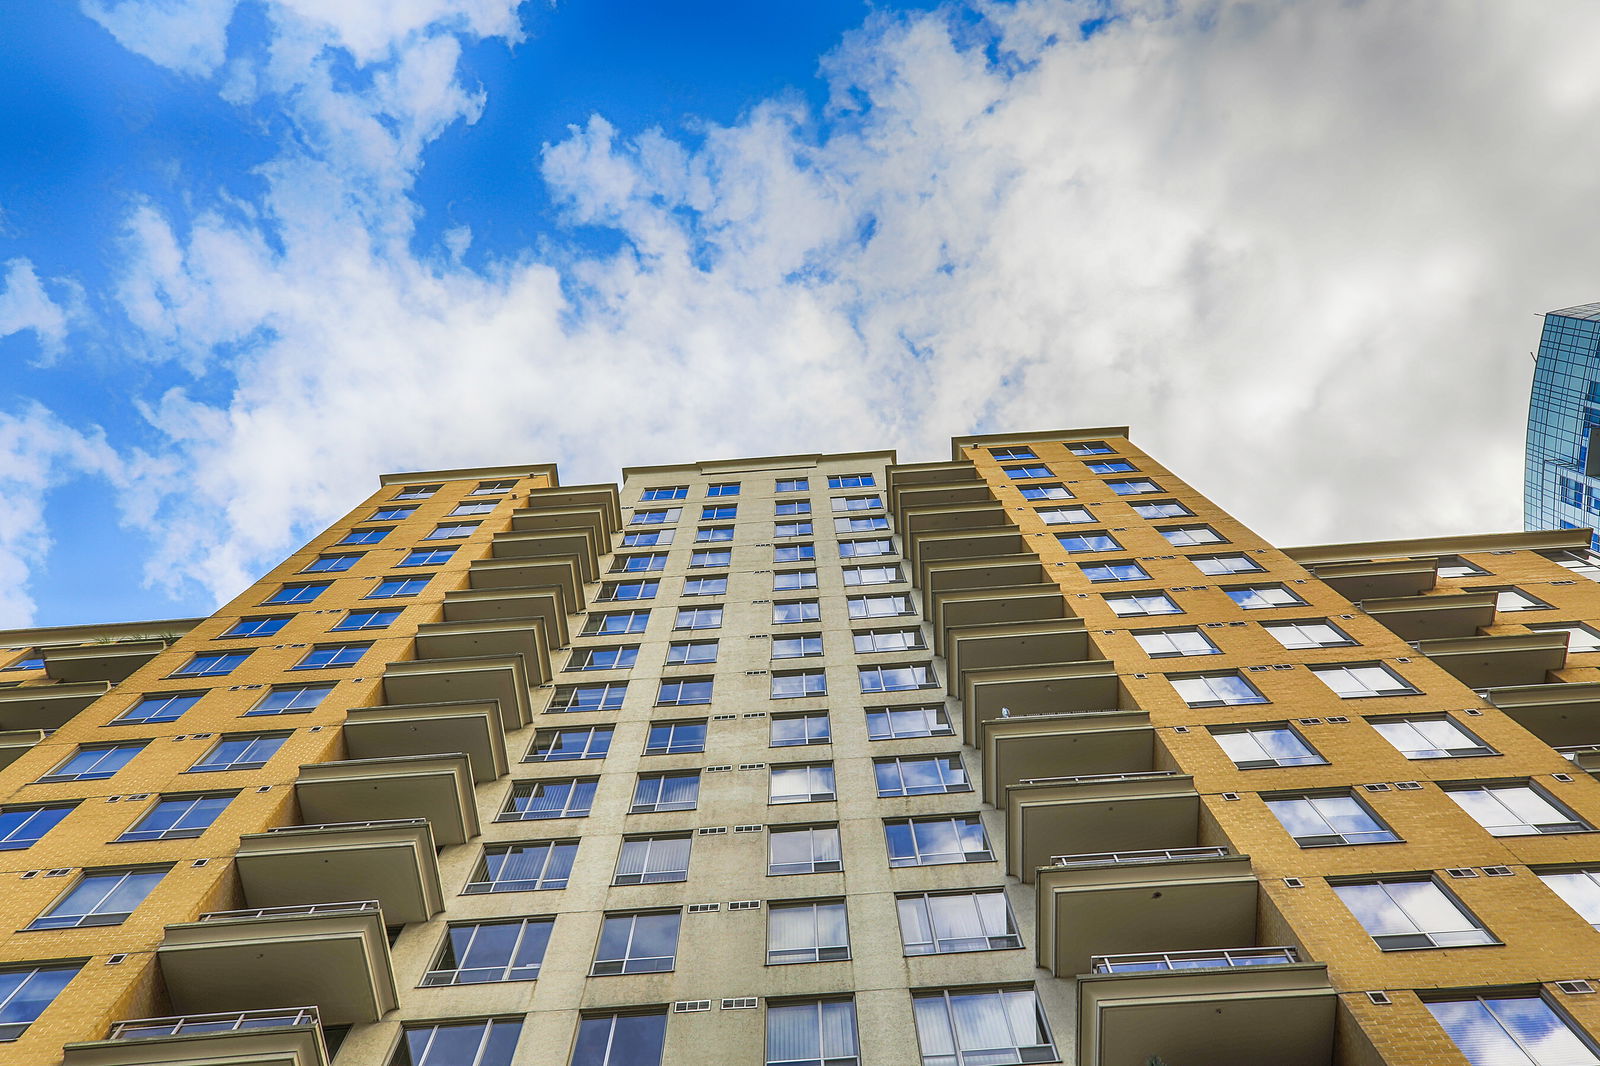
1361;591;1496;641
921;556;1048;599
0;728;43;771
520;483;623;533
0;680;109;731
62;1008;329;1066
442;586;570;647
470;555;585;611
908;528;1025;572
489;530;602;582
1004;772;1199;882
42;638;170;683
381;654;531;732
960;660;1124;738
236;819;443;924
946;617;1093;697
157;902;398;1025
1035;850;1256;977
977;710;1153;807
929;584;1069;655
294;754;479;845
887;459;981;493
1076;949;1334;1066
901;500;1010;539
1414;630;1568;689
1487;681;1600;747
343;700;508;782
894;481;994;515
510;503;612;546
413;616;551;687
1307;558;1436;599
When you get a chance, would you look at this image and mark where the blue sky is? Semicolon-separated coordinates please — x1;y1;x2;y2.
1;0;1598;628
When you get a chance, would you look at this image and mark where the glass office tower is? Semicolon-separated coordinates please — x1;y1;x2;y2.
1526;302;1600;545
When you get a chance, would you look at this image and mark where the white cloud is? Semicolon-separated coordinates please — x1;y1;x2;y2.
0;259;74;360
81;0;238;76
71;0;1600;612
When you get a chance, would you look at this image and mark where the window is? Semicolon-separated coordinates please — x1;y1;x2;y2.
859;663;937;692
116;793;231;842
1311;663;1418;698
777;521;815;538
0;964;79;1041
1067;441;1113;455
775;500;812;516
641;486;688;501
112;692;200;725
599;580;659;601
448;500;498;516
41;743;144;782
843;564;899;586
623;529;674;547
614;835;691;884
854;628;925;653
1019;483;1072;501
1211;724;1325;768
775;570;818;591
1371;715;1493;758
1264;619;1355;649
221;615;291;638
911;987;1055;1066
867;705;954;740
1549;548;1600;578
1057;531;1121;553
1133;628;1219;657
1106;477;1160;495
776;478;809;493
471;479;516;495
0;805;72;850
333;608;401;631
828;473;874;489
774;600;822;624
291;642;369;670
1106;592;1180;616
771;763;836;803
465;840;577;892
394;1019;522;1066
1445;783;1589;836
398;547;455;566
768;900;850;963
567;645;639;671
665;640;718;665
1036;506;1094;525
188;733;288;773
835;515;889;533
1426;994;1600;1066
592;911;680;974
847;593;911;618
770;824;841;875
1160;524;1225;546
338;526;391;545
772;711;830;747
707;482;741;497
527;726;613;762
1532;623;1600;653
1132;499;1193;519
613;552;667;572
701;504;737;521
674;606;723;630
423;919;551;985
832;494;884;512
571;1011;667;1066
392;484;437;500
302;553;360;573
1002;464;1053;480
371;505;416;521
1083;561;1150;583
631;508;681;525
425;522;480;540
369;575;430;597
875;755;970;797
550;683;628;712
990;446;1037;460
584;611;650;636
1495;587;1552;612
766;999;859;1066
1540;869;1600;928
774;543;815;563
691;548;732;568
886;815;994;867
28;867;165;929
631;771;700;813
839;537;893;557
898;890;1020;955
773;670;828;699
645;720;706;755
1190;552;1262;575
774;634;824;659
1224;584;1306;609
170;650;250;677
500;778;598;820
1333;878;1494;949
1087;459;1136;473
1266;793;1399;846
684;576;728;596
1436;556;1488;579
247;683;333;715
1172;672;1267;707
656;677;713;706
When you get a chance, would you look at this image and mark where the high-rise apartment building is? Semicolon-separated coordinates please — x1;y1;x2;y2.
3;430;1600;1066
1526;301;1600;545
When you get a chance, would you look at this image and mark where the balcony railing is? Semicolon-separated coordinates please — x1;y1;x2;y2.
1019;770;1177;787
1090;946;1298;973
108;1007;320;1040
199;900;378;922
1556;744;1600;761
997;706;1124;720
1051;845;1229;868
266;818;426;833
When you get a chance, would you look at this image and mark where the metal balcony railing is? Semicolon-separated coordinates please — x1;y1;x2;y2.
266;818;427;833
199;900;379;922
1555;744;1600;761
1051;846;1229;868
1090;946;1299;974
997;706;1125;720
109;1007;320;1040
1019;770;1176;787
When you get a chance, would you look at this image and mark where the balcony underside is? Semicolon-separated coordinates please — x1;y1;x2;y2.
521;483;622;533
1415;631;1568;689
294;753;479;845
930;585;1068;655
343;700;508;782
441;586;570;647
1006;775;1199;882
0;680;109;731
1490;681;1600;745
1310;558;1436;600
979;710;1153;807
413;617;550;688
946;617;1093;697
922;556;1048;598
490;530;601;582
42;638;168;683
962;660;1125;739
907;528;1024;572
237;820;444;925
469;557;584;612
1361;592;1496;642
381;654;531;732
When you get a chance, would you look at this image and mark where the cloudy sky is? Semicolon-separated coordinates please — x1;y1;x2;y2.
0;0;1593;628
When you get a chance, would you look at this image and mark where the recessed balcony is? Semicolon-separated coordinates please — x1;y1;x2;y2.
1036;849;1256;977
413;616;550;687
381;654;531;732
42;638;170;683
961;660;1125;738
294;754;479;845
470;556;585;611
158;902;399;1026
343;700;508;782
929;584;1069;655
977;710;1153;806
1414;630;1569;689
1308;558;1437;600
62;1007;329;1066
237;819;443;925
441;586;570;647
1004;772;1199;882
946;617;1094;697
521;483;623;533
1361;591;1497;641
1076;949;1334;1066
0;680;109;731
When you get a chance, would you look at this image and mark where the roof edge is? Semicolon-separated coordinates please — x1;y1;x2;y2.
379;464;560;488
1284;527;1589;565
950;426;1132;461
622;449;896;479
0;617;206;650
